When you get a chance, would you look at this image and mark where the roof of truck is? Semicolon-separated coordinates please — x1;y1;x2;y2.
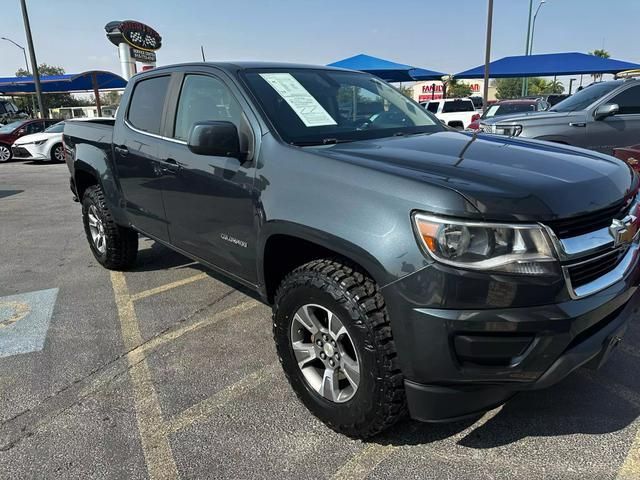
140;61;350;75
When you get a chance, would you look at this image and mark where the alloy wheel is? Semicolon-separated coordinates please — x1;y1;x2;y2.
87;205;106;254
0;145;10;162
290;304;360;403
53;145;65;162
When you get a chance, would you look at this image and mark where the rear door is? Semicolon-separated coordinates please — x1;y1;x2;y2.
158;70;259;283
586;84;640;154
112;74;172;240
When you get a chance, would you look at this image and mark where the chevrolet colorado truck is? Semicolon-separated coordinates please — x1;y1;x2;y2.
64;62;640;438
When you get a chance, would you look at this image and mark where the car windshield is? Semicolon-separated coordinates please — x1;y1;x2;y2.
0;120;25;134
481;103;536;119
242;68;442;145
44;121;65;133
550;81;622;112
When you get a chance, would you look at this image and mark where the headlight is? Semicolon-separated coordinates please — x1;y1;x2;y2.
413;214;557;275
34;139;47;145
493;124;522;136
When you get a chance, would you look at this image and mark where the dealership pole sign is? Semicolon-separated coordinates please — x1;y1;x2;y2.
105;20;162;80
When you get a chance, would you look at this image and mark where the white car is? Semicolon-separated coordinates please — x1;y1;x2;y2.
11;118;114;162
420;98;479;129
12;121;66;162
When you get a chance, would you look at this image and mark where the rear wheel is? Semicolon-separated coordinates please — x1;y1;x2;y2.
273;259;406;438
0;144;11;162
81;185;138;270
51;143;65;162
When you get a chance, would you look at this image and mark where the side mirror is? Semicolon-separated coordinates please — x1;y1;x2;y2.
17;128;26;135
187;121;241;157
594;103;619;120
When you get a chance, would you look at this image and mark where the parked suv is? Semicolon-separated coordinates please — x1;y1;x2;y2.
480;79;640;154
420;98;479;129
64;62;640;438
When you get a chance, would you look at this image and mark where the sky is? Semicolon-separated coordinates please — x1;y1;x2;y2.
1;0;639;82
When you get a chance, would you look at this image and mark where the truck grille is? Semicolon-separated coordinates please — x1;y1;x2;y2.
566;248;626;289
11;146;31;158
546;200;632;238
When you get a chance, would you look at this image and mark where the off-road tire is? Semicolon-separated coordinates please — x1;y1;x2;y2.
81;185;138;270
273;258;406;438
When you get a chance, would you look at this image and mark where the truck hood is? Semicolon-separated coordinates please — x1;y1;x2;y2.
481;110;576;125
312;131;637;222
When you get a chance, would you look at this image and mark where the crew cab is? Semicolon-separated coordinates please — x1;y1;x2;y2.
480;79;640;154
64;62;640;438
420;98;479;129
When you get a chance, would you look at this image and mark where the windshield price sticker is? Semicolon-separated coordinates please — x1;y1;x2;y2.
259;73;337;127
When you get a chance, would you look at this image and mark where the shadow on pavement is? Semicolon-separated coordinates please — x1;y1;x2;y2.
132;240;263;302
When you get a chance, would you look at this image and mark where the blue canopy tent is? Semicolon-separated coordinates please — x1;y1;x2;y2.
455;52;640;79
328;54;444;82
0;71;126;94
0;70;127;117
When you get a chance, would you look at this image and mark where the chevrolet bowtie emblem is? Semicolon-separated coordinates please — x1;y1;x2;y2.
609;215;638;248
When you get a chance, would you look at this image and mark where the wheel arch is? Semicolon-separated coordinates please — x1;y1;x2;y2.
259;222;390;304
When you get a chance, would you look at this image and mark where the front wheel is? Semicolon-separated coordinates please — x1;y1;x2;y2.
51;143;65;162
273;259;406;438
81;185;138;270
0;144;11;162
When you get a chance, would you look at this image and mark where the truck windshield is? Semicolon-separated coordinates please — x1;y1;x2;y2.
243;69;442;145
550;81;622;112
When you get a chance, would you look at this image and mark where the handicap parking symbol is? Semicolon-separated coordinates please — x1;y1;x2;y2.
0;288;58;358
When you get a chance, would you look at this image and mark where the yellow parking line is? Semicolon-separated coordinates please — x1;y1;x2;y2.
130;272;209;301
111;271;179;480
330;404;504;480
618;427;640;480
165;363;278;435
138;300;260;356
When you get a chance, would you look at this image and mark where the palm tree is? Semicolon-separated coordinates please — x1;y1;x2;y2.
589;49;611;82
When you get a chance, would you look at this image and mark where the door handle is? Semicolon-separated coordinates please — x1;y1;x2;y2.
159;158;181;174
569;122;586;127
114;145;129;156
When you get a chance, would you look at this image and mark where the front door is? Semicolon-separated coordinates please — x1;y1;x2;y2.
112;74;172;241
587;84;640;154
159;73;258;283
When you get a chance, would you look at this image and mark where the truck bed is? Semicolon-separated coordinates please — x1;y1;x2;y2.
63;119;115;182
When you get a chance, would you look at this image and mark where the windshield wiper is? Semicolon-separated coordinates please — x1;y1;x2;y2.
292;138;355;146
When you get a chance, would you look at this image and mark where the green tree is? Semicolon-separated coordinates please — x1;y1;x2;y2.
15;64;84;115
589;49;611;82
528;78;565;95
446;79;472;98
495;78;524;99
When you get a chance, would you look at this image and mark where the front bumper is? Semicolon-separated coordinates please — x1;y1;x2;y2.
11;143;48;160
382;250;640;422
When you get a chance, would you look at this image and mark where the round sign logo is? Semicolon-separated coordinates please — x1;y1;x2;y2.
120;21;162;52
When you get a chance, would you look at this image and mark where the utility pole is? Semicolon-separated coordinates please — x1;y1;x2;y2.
19;0;46;118
521;0;534;97
482;0;494;113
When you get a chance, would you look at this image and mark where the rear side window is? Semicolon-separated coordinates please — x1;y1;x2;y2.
426;102;439;113
128;75;171;134
442;100;474;113
610;85;640;115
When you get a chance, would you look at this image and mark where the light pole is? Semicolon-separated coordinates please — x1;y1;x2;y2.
521;0;534;96
528;0;546;55
18;0;46;118
482;0;494;114
523;0;546;96
1;36;36;115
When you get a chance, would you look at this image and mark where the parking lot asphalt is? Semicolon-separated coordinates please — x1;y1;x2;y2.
2;160;640;479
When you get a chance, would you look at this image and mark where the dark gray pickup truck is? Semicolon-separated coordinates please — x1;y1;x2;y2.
64;62;640;438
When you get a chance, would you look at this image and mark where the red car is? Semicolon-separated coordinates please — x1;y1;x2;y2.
0;118;59;162
614;144;640;173
467;98;550;131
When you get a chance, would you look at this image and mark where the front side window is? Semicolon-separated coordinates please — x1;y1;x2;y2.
426;102;439;113
26;121;44;134
610;85;640;115
442;100;475;113
174;75;244;141
243;69;441;145
128;75;171;135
